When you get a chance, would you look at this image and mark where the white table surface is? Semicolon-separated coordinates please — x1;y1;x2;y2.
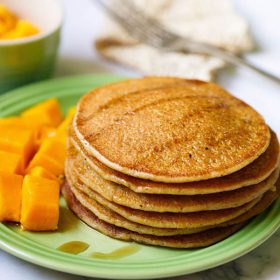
1;0;280;279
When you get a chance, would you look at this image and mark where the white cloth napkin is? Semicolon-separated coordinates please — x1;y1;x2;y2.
96;0;254;81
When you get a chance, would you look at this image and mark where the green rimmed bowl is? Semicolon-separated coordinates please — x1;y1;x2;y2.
0;0;63;94
0;74;280;279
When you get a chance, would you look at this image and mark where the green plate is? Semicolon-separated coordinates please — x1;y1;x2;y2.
0;74;280;279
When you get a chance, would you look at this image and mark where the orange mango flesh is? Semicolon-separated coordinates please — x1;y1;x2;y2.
40;138;66;165
0;116;41;134
21;175;60;231
1;20;39;40
29;166;59;183
0;126;35;171
0;150;22;174
56;107;76;143
38;126;57;141
0;117;20;126
57;107;76;134
35;126;57;150
0;116;42;140
28;136;67;176
0;5;39;40
0;98;73;231
0;172;23;222
21;98;64;128
27;151;64;176
0;5;17;36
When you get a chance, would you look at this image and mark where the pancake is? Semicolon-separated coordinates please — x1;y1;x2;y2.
68;181;210;236
62;182;245;248
74;78;270;182
67;179;279;237
66;171;260;229
70;128;279;195
74;77;230;121
222;181;280;226
66;147;279;212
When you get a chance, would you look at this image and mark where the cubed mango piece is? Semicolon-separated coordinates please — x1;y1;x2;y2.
40;138;66;166
0;126;35;171
0;116;41;139
27;137;66;176
0;117;20;125
0;150;22;174
67;106;76;116
0;116;38;132
21;175;60;231
0;116;53;139
27;151;64;176
29;166;59;183
39;126;56;140
56;106;76;134
21;98;63;128
55;107;76;146
35;126;57;149
0;172;23;222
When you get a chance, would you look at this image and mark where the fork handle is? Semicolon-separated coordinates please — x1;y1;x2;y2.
178;40;280;84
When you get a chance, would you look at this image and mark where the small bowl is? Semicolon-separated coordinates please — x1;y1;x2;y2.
0;0;63;93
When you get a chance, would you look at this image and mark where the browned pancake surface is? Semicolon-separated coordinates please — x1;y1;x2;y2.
68;179;279;236
62;182;245;248
70;128;279;195
65;169;259;229
69;182;210;236
222;182;280;226
66;144;279;212
74;78;270;182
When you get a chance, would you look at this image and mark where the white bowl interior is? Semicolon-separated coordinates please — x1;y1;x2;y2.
0;0;63;43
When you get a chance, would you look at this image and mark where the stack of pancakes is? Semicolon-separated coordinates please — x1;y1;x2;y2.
62;77;280;248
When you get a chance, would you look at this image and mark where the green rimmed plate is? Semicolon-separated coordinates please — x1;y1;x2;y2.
0;74;280;279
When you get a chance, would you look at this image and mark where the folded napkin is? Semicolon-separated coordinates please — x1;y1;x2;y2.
95;0;254;81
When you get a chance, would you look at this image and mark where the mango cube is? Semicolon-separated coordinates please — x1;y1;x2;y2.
41;139;66;165
0;150;22;174
21;98;63;128
35;126;57;149
28;137;66;176
29;166;58;183
38;126;56;140
0;172;23;222
56;107;76;135
0;117;20;126
0;126;35;171
21;175;60;231
0;116;42;140
27;151;64;176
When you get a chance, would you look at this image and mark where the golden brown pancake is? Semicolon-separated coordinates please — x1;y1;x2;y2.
222;181;280;226
62;182;245;248
66;146;279;212
74;77;230;121
67;179;279;237
65;77;277;248
74;78;270;182
66;170;260;229
69;182;210;236
70;128;279;195
68;180;280;236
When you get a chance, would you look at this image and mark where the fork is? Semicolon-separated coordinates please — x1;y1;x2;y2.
96;0;280;84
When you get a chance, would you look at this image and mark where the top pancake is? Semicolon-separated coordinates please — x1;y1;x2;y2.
74;77;270;183
70;128;279;195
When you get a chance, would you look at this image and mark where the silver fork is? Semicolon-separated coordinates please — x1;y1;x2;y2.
96;0;280;84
